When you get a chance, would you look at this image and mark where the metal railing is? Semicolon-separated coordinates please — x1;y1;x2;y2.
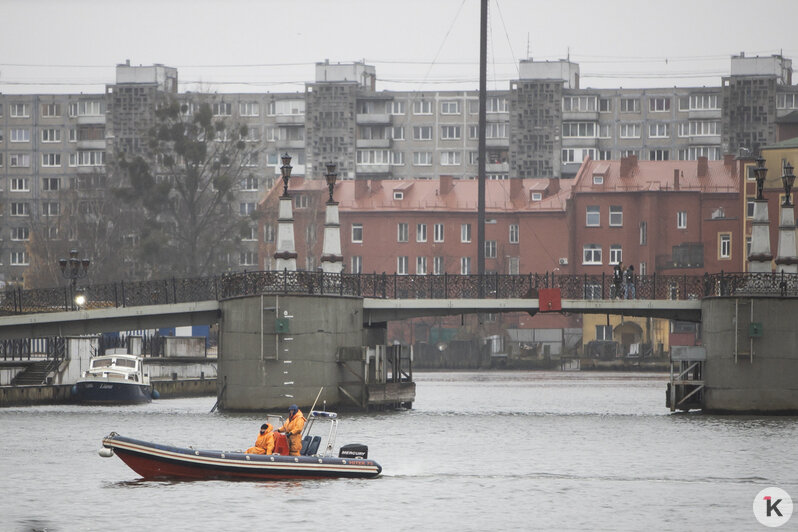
2;270;797;315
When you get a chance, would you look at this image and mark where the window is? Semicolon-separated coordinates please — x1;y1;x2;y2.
10;178;29;191
678;146;720;160
416;256;427;275
69;128;77;142
10;103;29;117
240;202;255;216
9;154;30;168
41;103;61;117
10;251;28;266
747;199;755;218
682;121;719;137
11;227;29;241
486;97;508;113
650;149;669;161
356;149;391;165
441;101;460;114
620;98;639;113
433;256;444;275
460;257;472;274
352;223;363;243
10;129;30;143
596;325;613;341
77;101;103;116
294;195;309;209
213;102;232;116
412;100;432;115
719;233;731;259
359;126;386;140
440;151;461;166
562;96;597;112
620;149;639;159
77;150;105;166
610;245;623;265
413;126;433;140
619;123;641;138
593;174;604;185
440;125;461;140
690;94;719;110
531;192;542;200
599;98;612;112
640;221;647;245
391;126;404;140
42;202;60;216
598;124;612;138
239;102;259;116
434;223;444;243
244;127;261;142
649;97;670;112
417;224;427;242
562;149;575;163
597;150;612;161
509;224;519;244
485;240;497;259
11;202;30;216
397;223;409;242
394;191;404;201
468;125;479;139
486;123;507;139
42;129;61;143
239;252;256;266
461;224;471;243
351;256;363;274
649;123;669;138
390;101;405;115
241;177;258;191
268;99;304;116
391;151;404;165
241;226;257;241
263;224;275;243
586;205;600;227
397;256;409;275
677;211;687;229
609;205;623;227
562;122;596;138
583;244;602;265
413;152;432;166
42;153;61;167
639;262;647;275
508;257;520;275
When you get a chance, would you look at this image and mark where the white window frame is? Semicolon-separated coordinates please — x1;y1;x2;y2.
440;151;461;166
440;101;460;115
461;223;471;243
351;256;363;274
434;223;444;243
413;126;433;140
677;211;687;229
10;129;30;143
649;97;671;112
390;101;405;115
239;102;259;117
440;125;461;140
719;233;731;259
509;224;519;244
42;129;61;143
416;223;427;243
351;223;363;243
485;240;497;259
609;205;623;227
10;103;30;118
648;123;669;138
583;244;602;265
413;152;432;166
416;256;427;275
619;123;641;139
460;257;472;274
609;245;622;265
397;222;409;242
412;100;432;115
397;256;409;275
433;256;444;275
586;205;600;227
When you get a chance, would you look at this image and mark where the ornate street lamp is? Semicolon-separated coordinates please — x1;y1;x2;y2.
280;152;293;197
782;162;795;206
324;161;338;203
59;249;90;308
753;156;767;200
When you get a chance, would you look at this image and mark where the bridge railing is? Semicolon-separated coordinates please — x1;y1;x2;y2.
2;270;797;315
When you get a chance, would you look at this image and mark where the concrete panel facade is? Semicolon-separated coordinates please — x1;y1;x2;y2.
702;296;798;413
217;294;375;411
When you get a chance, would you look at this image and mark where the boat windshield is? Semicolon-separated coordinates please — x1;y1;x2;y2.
114;358;136;368
91;359;112;369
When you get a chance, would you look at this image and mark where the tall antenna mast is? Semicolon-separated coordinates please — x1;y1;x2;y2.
477;0;487;282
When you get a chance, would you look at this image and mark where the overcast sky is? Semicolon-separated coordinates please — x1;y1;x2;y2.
3;0;797;94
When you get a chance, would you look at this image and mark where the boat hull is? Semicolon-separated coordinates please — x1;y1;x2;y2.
101;434;382;480
75;381;152;405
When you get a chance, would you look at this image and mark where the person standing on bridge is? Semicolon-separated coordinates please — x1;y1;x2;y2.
624;265;636;299
613;262;624;299
277;404;306;456
246;423;275;455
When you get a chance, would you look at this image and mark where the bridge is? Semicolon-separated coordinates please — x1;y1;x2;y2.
0;270;789;338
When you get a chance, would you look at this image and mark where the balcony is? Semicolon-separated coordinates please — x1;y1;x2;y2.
272;164;305;176
562;137;598;148
563;111;598;121
77;115;106;125
356;163;391;175
275;114;304;125
486;162;509;172
77;140;105;150
486;138;509;148
276;139;305;150
356;138;391;149
687;109;721;120
688;135;721;145
356;113;391;125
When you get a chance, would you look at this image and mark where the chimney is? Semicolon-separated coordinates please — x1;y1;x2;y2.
546;178;560;196
620;155;637;178
724;154;734;168
355;179;369;199
439;175;454;195
697;156;708;178
673;169;680;191
510;177;522;200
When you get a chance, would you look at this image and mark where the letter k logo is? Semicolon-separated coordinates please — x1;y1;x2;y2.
765;496;783;518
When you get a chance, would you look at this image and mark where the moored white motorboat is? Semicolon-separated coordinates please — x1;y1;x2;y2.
73;350;155;404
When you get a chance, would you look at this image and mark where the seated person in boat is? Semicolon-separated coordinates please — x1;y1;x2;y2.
246;423;274;455
277;404;306;456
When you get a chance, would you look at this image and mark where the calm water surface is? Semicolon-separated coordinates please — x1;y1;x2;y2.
1;371;796;531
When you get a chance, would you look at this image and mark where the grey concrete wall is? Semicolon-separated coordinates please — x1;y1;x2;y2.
151;378;216;398
163;337;206;357
218;295;371;411
702;297;798;413
144;358;217;380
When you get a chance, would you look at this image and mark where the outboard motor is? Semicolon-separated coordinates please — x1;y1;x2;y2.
339;443;368;459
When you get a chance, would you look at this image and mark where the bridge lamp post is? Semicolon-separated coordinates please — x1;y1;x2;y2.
59;249;90;309
775;162;798;274
321;162;344;275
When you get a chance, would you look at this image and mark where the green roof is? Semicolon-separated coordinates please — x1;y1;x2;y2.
763;136;798;149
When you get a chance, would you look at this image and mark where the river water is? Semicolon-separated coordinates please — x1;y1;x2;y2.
1;371;796;531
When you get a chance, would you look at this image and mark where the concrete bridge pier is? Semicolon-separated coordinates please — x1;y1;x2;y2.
701;296;798;413
217;294;413;412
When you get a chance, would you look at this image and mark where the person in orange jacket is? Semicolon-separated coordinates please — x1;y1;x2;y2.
277;404;306;456
246;423;274;455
